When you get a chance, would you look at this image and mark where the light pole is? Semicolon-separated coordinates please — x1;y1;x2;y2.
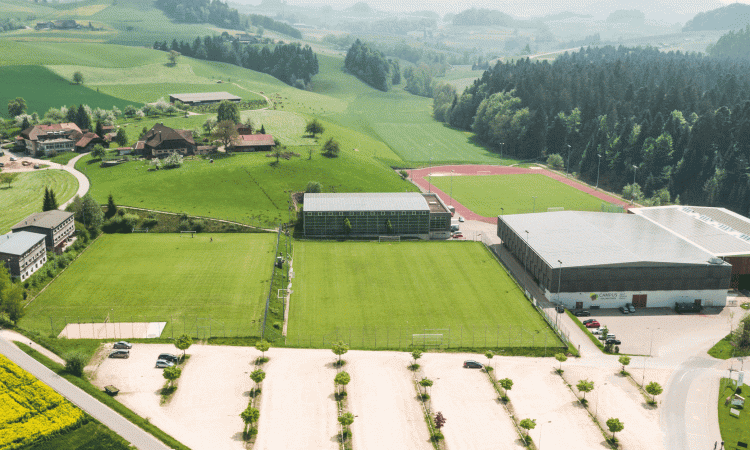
631;164;638;204
539;420;552;450
500;142;505;162
566;144;571;177
643;327;660;385
595;153;601;189
532;196;537;213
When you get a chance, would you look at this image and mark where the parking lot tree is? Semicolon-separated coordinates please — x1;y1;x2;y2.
645;381;663;404
305;118;324;138
255;340;270;361
240;406;260;438
519;418;536;442
410;349;422;370
0;173;18;189
434;411;446;432
332;340;349;366
334;370;350;394
175;334;193;360
419;377;433;398
554;353;567;374
163;366;182;388
485;350;494;372
338;412;354;442
250;368;266;394
577;379;594;404
606;418;624;442
499;378;513;402
8;97;26;118
618;356;631;375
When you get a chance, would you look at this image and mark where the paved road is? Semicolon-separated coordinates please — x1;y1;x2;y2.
0;337;173;450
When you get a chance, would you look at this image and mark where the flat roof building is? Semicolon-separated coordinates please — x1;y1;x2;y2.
169;92;241;106
12;210;75;253
0;231;48;280
304;193;451;239
497;211;731;310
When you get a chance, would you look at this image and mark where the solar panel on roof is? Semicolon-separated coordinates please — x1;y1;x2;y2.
741;235;750;241
682;207;694;213
699;215;712;222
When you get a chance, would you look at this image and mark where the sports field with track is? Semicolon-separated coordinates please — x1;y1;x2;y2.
20;233;277;338
288;241;561;350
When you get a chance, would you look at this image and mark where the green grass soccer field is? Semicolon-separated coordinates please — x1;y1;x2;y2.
0;170;78;234
430;173;608;217
20;233;278;337
288;241;561;350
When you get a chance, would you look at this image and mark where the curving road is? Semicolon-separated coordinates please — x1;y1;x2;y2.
0;336;172;450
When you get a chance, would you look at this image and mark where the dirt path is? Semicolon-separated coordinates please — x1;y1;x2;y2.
0;329;65;365
420;352;525;450
408;165;634;224
346;351;432;450
254;348;338;450
231;82;274;110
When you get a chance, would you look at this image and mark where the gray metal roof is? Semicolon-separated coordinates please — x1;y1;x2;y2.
631;206;750;256
0;231;46;256
12;210;73;231
169;92;241;102
499;211;724;269
304;193;430;212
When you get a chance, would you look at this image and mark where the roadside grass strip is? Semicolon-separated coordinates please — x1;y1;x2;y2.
718;378;750;447
0;353;85;450
429;174;607;217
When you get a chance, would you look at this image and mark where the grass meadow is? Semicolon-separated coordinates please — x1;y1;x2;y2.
20;233;277;337
0;65;136;118
0;170;78;234
430;173;608;216
288;241;561;350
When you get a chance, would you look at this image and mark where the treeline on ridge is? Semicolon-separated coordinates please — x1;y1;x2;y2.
249;14;302;39
344;39;400;92
433;46;750;215
154;36;318;88
155;0;243;30
708;26;750;59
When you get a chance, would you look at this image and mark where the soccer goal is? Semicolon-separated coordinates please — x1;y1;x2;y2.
379;236;400;242
547;207;565;212
412;334;443;348
180;231;196;238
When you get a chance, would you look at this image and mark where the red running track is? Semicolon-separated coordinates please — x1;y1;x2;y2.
408;165;633;224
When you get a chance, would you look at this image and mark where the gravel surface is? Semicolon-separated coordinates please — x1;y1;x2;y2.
420;352;526;450
254;348;339;450
346;351;432;450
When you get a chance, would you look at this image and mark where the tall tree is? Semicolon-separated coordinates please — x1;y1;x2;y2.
214;120;239;149
76;104;91;131
7;97;26;118
216;100;240;124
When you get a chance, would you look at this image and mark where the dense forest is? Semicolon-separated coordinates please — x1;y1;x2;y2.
249;14;301;39
344;40;400;92
708;26;750;59
0;17;25;33
433;46;750;214
452;8;538;29
154;37;318;87
155;0;243;30
683;3;750;31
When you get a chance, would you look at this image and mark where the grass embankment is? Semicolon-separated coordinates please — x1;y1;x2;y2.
718;378;750;446
430;174;610;217
20;233;277;338
15;343;189;450
0;169;78;234
708;334;750;360
288;241;562;352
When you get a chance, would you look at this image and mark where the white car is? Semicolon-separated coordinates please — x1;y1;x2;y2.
592;328;605;335
458;216;465;222
9;156;17;161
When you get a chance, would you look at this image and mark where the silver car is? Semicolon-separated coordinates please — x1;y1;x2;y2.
155;360;174;368
626;303;636;313
619;306;629;314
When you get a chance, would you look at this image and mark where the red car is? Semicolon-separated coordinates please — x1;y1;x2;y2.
452;232;463;239
585;321;600;328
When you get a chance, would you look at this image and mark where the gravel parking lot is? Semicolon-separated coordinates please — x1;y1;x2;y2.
586;306;734;356
420;353;526;450
346;351;431;450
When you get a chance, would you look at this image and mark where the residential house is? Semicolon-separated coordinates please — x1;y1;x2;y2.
74;132;104;152
12;210;76;254
138;123;196;158
232;134;275;152
0;232;47;281
16;123;83;157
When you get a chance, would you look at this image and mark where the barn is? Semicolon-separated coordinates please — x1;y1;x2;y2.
497;211;731;310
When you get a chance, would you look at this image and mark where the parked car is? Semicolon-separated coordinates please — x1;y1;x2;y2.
606;339;622;345
21;160;30;166
592;328;605;335
9;156;17;161
155;360;174;368
555;305;565;314
109;350;129;359
582;319;596;324
599;334;616;341
573;310;591;317
450;225;459;232
113;341;132;349
157;353;178;363
626;303;635;313
463;360;483;369
585;321;600;328
458;216;465;222
452;232;463;239
0;162;4;167
619;306;630;314
33;164;40;169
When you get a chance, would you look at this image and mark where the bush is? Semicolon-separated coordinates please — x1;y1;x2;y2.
399;169;408;179
547;153;564;170
64;353;87;377
102;213;140;233
305;181;322;193
430;431;444;442
273;321;281;330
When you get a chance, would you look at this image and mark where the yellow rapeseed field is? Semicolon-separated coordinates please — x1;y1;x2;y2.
0;354;84;450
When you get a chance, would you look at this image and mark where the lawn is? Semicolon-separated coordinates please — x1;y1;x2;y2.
25;420;131;450
288;241;561;350
76;139;414;227
708;334;750;360
20;233;278;338
430;173;608;217
718;378;750;447
0;65;137;118
0;169;79;234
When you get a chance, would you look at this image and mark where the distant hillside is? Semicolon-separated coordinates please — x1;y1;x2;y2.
684;3;750;31
345;2;372;16
707;25;750;58
606;9;645;23
452;8;514;27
